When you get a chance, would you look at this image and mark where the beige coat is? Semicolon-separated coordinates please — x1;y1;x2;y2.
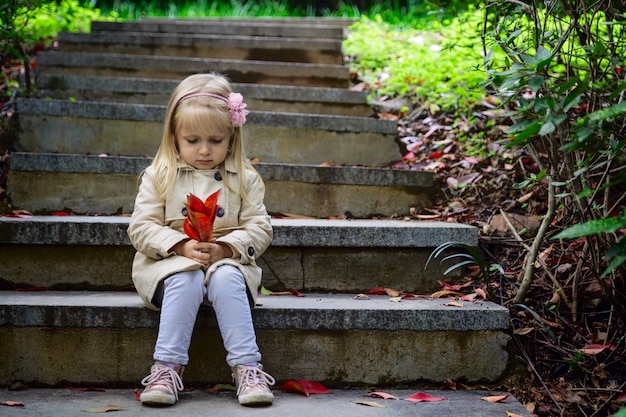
127;159;273;310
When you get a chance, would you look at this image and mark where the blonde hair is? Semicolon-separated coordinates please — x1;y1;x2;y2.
149;73;256;200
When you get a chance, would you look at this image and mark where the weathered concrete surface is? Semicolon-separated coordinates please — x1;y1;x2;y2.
91;18;351;38
58;32;343;64
0;388;534;417
36;51;351;88
8;153;435;217
0;217;477;292
0;292;511;386
16;99;398;165
8;172;434;217
36;74;373;116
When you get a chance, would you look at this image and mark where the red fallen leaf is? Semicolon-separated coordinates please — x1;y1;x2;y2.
438;280;472;291
184;190;221;242
401;294;429;300
281;380;330;397
68;387;106;392
404;392;446;402
1;401;24;407
133;388;140;401
291;288;305;297
53;211;70;216
616;392;626;401
367;391;399;400
481;394;509;403
581;344;614;355
428;151;444;159
16;286;48;292
365;287;387;295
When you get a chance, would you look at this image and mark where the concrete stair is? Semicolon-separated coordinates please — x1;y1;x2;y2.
0;17;516;393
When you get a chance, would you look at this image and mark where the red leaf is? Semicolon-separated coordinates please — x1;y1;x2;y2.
184;190;221;242
15;286;48;292
367;391;399;400
134;388;140;401
281;380;330;396
365;287;387;295
581;344;614;355
428;151;444;159
404;392;446;402
291;288;305;297
53;211;70;216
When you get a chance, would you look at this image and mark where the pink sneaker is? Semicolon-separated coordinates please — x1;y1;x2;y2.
139;364;184;405
232;364;275;405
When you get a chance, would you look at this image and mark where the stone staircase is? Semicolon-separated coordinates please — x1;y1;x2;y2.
0;17;514;392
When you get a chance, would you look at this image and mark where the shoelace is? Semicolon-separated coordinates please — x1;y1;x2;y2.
141;366;184;401
236;367;276;395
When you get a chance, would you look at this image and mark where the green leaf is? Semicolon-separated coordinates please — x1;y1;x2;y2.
553;215;626;239
527;75;544;92
601;240;626;278
589;101;626;122
539;121;555;136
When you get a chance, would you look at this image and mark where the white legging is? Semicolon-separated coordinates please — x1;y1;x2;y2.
152;265;261;367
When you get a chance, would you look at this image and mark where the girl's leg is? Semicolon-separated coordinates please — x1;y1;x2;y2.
206;265;260;366
141;269;206;406
207;265;274;406
154;269;207;365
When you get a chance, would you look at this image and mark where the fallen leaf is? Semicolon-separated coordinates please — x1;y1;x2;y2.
404;392;446;402
430;290;463;299
207;383;236;394
616;393;626;402
81;405;125;412
581;344;614;355
353;294;369;300
475;288;487;299
353;400;386;407
1;401;24;407
367;391;399;400
291;288;305;297
506;412;526;417
281;380;330;396
133;388;140;401
481;394;509;403
513;327;535;335
443;302;464;307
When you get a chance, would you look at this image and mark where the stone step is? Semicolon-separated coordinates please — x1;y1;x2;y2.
0;387;534;417
16;98;399;165
57;31;343;65
0;291;511;386
36;51;350;88
36;75;373;116
0;216;478;293
8;152;434;218
90;18;354;39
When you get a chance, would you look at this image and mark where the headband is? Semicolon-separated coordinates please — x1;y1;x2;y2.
179;92;249;127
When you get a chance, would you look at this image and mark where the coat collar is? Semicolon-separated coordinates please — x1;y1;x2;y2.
176;157;238;174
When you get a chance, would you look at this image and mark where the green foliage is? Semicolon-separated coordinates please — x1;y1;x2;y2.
425;241;502;296
18;0;112;39
483;1;626;300
344;10;488;113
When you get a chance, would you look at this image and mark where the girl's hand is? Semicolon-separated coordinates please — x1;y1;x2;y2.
171;239;233;266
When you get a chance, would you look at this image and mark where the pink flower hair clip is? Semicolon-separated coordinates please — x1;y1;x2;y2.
179;92;249;127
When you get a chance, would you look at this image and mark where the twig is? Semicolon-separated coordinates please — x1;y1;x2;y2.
511;331;563;412
589;380;626;417
500;197;571;308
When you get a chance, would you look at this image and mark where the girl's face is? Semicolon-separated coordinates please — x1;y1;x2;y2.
176;123;230;170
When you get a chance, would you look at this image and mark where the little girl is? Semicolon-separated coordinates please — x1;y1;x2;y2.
127;73;275;407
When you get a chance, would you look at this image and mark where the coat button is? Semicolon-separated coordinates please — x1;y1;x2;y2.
214;172;222;181
247;247;255;256
216;207;225;217
181;207;187;216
